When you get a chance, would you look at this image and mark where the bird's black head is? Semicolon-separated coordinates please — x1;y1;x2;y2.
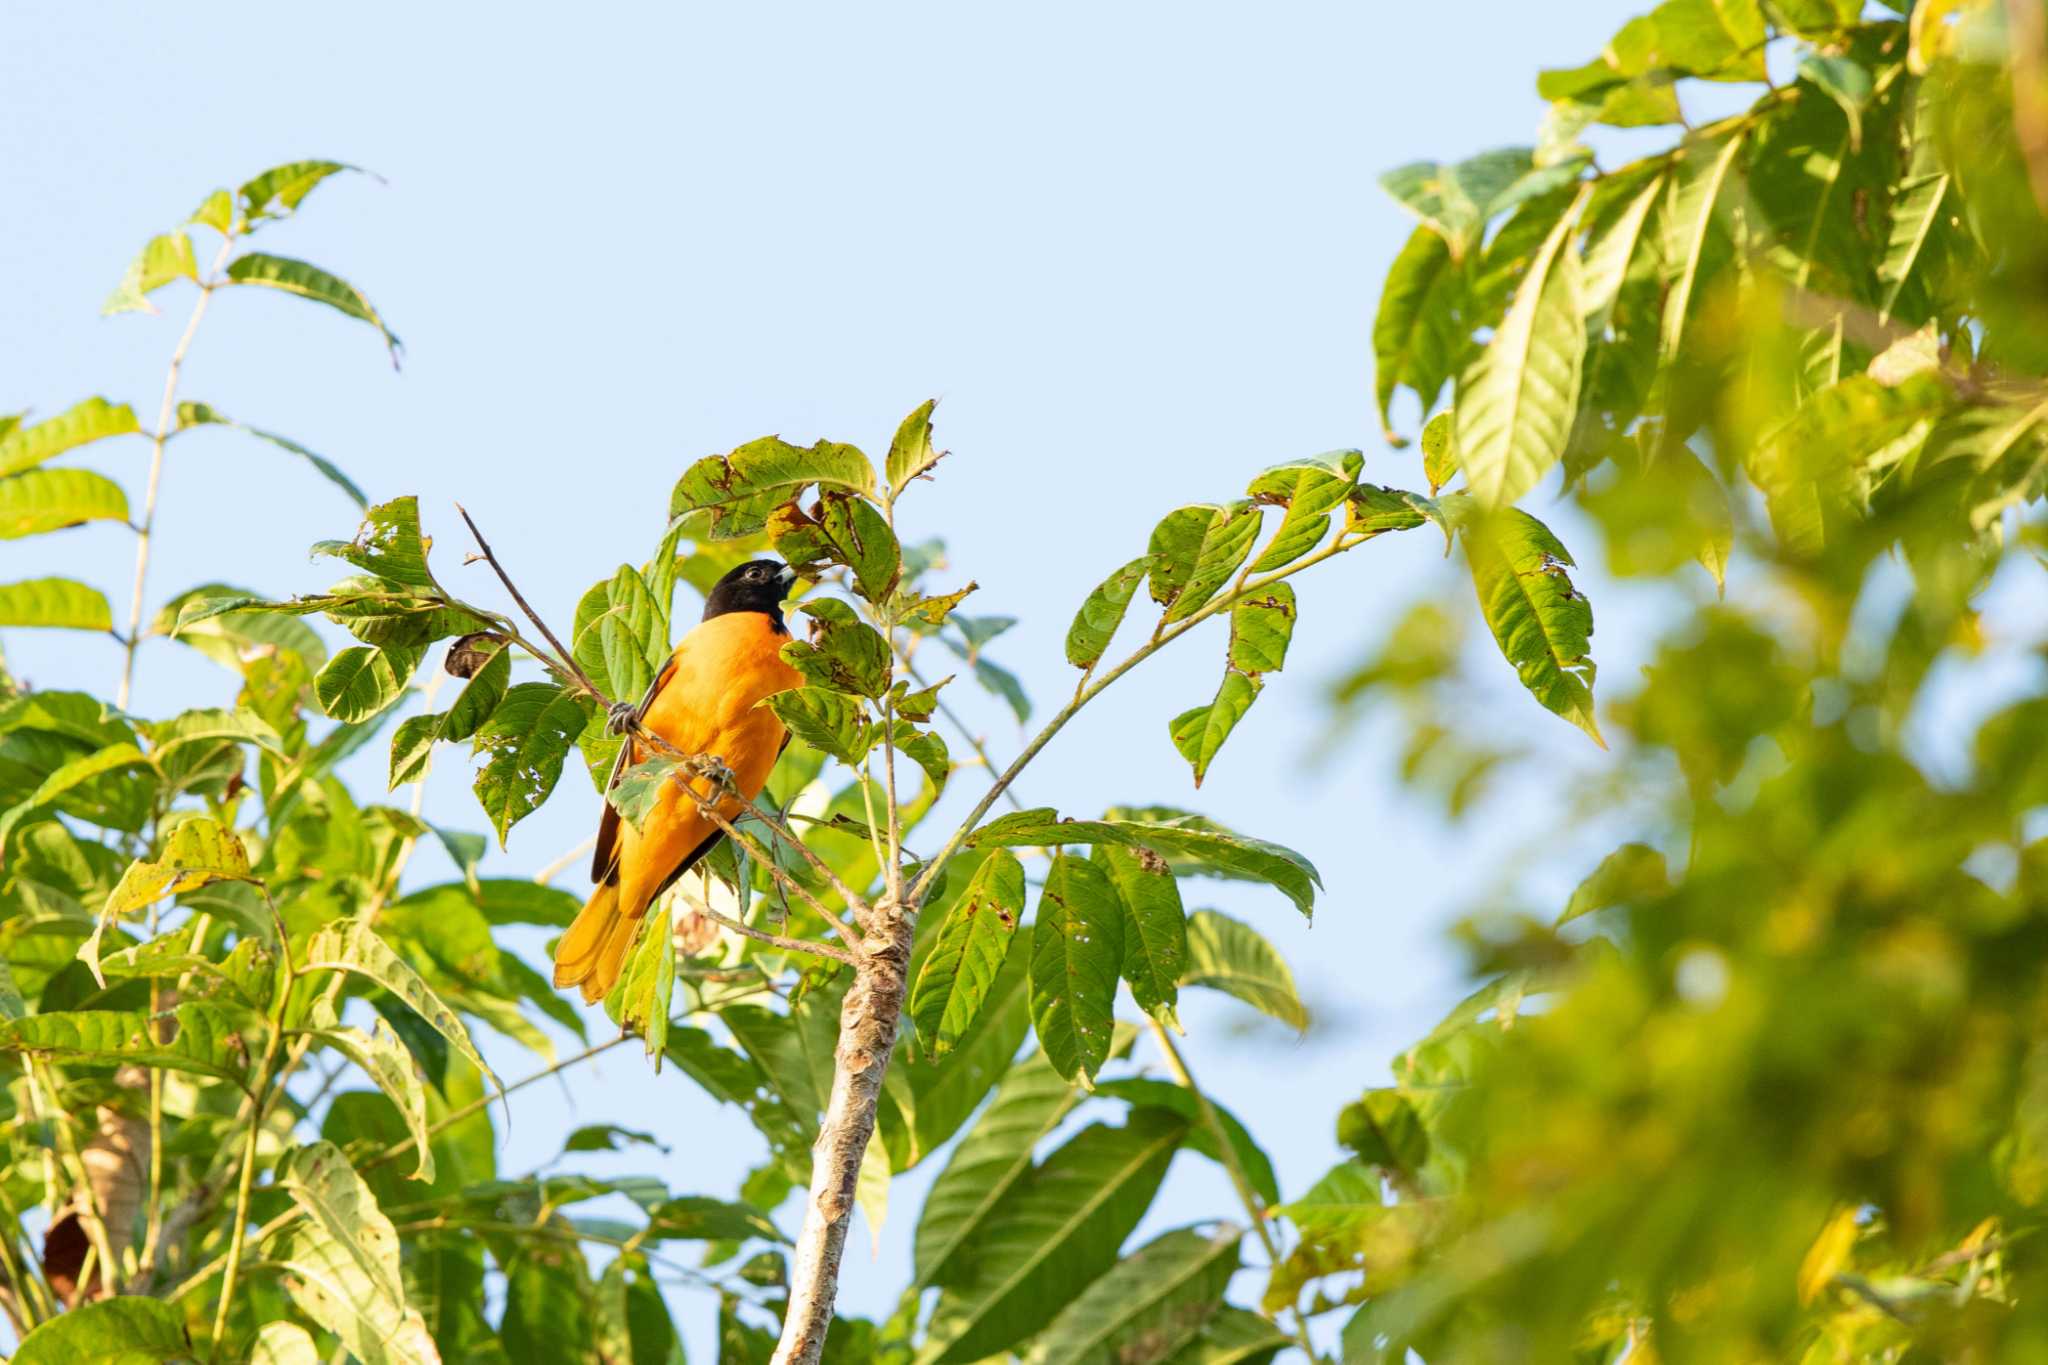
703;558;798;628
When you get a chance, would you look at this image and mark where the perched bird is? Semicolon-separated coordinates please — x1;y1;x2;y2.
553;558;801;1002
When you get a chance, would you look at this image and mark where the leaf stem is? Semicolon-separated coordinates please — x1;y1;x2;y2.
671;887;861;967
1147;1016;1321;1360
911;532;1365;904
210;944;295;1354
117;234;235;709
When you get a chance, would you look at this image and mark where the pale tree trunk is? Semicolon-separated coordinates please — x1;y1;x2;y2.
772;897;914;1365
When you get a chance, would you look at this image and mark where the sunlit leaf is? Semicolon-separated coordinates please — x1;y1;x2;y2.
0;1003;253;1089
0;467;130;539
1152;503;1263;623
102;231;198;316
309;1015;437;1181
0;576;113;631
1169;671;1261;788
1093;844;1187;1019
239;158;359;224
11;1296;191;1365
1456;192;1587;508
1092;1077;1279;1207
1460;506;1601;744
1245;452;1362;571
887;398;945;501
764;686;867;764
668;435;877;539
0;397;140;477
315;645;416;723
266;1142;439;1365
301;919;505;1107
1373;225;1469;442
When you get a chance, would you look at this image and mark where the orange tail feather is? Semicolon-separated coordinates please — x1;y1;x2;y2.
553;882;639;1005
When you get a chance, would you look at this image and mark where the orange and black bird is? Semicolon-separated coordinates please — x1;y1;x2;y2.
553;558;802;1003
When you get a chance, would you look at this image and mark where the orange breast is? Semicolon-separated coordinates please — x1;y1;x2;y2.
614;611;803;915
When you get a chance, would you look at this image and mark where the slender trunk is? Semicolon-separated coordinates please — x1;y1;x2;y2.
772;897;913;1365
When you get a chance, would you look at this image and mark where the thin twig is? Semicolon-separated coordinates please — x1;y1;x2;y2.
116;234;236;709
911;531;1368;904
535;834;597;886
454;502;599;695
670;885;860;967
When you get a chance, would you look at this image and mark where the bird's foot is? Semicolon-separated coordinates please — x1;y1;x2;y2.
606;701;638;736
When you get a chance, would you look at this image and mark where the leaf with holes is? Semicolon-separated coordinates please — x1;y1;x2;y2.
1030;855;1125;1084
266;1142;438;1365
306;1018;435;1181
1150;503;1262;622
301;920;505;1107
0;1004;254;1089
85;818;252;984
472;682;594;844
1461;506;1601;744
669;435;877;539
912;850;1027;1057
1245;452;1362;572
1093;844;1187;1019
764;686;867;765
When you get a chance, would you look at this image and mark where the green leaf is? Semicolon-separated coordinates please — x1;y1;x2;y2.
572;562;669;705
85;817;253;984
0;467;130;539
887;398;944;500
472;683;593;845
609;906;675;1062
0;397;140;476
1337;1090;1430;1176
764;686;867;764
1064;556;1150;670
0;742;151;850
920;1111;1188;1362
1461;506;1601;744
1659;130;1744;361
1170;672;1262;788
247;1322;321;1365
911;849;1026;1056
301;920;506;1108
1151;503;1262;623
812;491;900;602
315;645;414;723
1244;452;1362;571
313;496;436;589
1421;410;1459;494
1379;147;1586;259
174;401;367;506
1579;165;1666;331
1181;909;1307;1031
643;1193;787;1244
914;1047;1087;1289
1028;1224;1241;1365
1030;855;1125;1084
1091;1078;1279;1207
225;252;402;364
1228;582;1296;676
669;435;877;539
1093;844;1187;1019
442;640;511;742
0;1003;253;1088
1160;1307;1289;1365
0;576;113;630
267;1142;439;1365
968;810;1321;917
239;158;358;224
1373;225;1469;442
1879;166;1952;323
12;1296;192;1365
1560;841;1671;925
309;1016;437;1181
900;728;950;794
190;188;233;234
785;598;892;698
102;232;199;316
1455;191;1587;508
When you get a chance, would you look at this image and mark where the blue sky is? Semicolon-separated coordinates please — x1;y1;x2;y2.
3;2;1725;1355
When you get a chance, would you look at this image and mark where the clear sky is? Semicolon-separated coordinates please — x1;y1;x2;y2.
2;2;1693;1355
